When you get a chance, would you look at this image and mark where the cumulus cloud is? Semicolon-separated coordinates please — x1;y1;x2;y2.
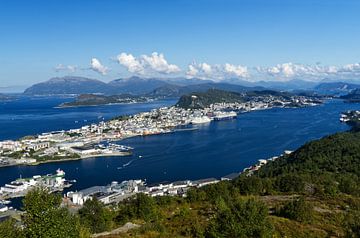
54;64;77;73
186;64;199;78
90;58;109;75
116;52;180;75
256;62;355;80
224;63;248;77
186;62;248;80
116;53;144;74
340;63;360;73
141;52;180;74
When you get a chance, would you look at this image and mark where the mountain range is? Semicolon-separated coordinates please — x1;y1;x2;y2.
22;76;360;97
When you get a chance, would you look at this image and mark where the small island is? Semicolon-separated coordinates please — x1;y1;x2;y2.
58;94;154;108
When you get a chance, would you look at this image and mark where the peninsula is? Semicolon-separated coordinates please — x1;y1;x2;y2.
0;89;323;167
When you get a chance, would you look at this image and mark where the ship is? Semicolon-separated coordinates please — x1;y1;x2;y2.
191;116;211;124
0;169;73;199
213;111;237;121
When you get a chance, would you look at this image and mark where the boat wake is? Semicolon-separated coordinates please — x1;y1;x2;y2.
117;159;135;169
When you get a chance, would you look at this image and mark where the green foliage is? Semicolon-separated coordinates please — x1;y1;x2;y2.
176;89;246;109
256;132;360;196
116;193;160;224
78;197;114;234
22;187;81;237
0;218;25;238
344;209;360;238
277;197;313;223
206;198;273;238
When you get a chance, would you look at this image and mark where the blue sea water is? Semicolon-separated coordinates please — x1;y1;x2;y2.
1;97;360;208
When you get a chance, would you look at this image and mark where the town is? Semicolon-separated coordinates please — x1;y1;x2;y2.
0;94;321;168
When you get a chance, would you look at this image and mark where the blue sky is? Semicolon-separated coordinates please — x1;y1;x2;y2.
1;0;360;87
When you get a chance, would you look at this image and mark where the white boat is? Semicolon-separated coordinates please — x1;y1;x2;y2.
191;116;211;124
213;111;237;121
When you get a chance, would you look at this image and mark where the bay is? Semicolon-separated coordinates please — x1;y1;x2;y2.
1;97;360;209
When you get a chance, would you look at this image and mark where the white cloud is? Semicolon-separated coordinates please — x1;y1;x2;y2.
116;53;144;74
90;58;109;75
341;63;360;73
200;63;212;75
54;64;77;73
186;64;199;78
141;52;180;74
116;52;180;75
257;62;351;80
224;63;248;77
186;62;248;80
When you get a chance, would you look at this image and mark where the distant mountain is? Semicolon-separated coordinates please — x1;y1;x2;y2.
340;89;360;103
24;76;265;96
107;76;174;95
149;82;264;97
253;79;318;91
221;78;318;91
314;82;360;95
23;76;111;95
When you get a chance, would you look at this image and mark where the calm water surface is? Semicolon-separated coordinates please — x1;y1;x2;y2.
1;97;360;208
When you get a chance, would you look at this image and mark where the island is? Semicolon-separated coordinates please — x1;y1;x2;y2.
0;89;323;167
58;93;153;108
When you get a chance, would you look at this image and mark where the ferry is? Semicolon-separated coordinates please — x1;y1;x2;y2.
0;169;73;199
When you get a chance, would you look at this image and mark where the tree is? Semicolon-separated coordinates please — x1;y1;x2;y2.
78;197;113;234
22;187;81;237
0;218;25;238
206;198;273;238
117;193;160;224
277;197;313;223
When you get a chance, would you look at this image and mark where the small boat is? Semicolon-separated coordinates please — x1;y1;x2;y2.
0;200;11;205
138;155;143;158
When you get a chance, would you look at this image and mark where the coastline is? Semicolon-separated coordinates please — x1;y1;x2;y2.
55;100;150;109
0;100;324;169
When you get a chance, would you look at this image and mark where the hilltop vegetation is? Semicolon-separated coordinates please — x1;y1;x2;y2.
176;88;301;109
176;89;247;109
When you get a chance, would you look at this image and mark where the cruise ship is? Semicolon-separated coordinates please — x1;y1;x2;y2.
213;111;237;121
191;116;211;124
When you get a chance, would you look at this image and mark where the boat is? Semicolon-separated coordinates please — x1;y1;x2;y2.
213;111;237;121
0;169;71;199
191;116;211;124
0;200;11;205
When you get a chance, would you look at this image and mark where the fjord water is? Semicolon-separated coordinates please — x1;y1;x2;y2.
2;97;360;207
